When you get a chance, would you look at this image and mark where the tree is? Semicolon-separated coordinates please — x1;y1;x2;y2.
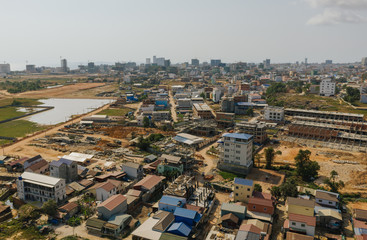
19;204;40;220
246;108;254;117
324;170;345;193
270;186;281;200
343;87;360;103
143;117;150;128
279;178;298;200
264;147;275;169
295;149;320;182
264;148;281;169
254;154;261;168
200;92;206;100
42;199;57;216
254;184;262;192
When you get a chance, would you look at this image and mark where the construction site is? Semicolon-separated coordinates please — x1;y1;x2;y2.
283;109;367;152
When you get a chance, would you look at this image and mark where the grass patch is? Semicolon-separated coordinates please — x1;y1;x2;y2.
0;120;45;138
0;219;46;240
0;98;42;107
219;171;239;181
97;108;132;116
0;107;27;121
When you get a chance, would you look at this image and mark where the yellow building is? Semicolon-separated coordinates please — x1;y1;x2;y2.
233;178;254;203
287;197;315;217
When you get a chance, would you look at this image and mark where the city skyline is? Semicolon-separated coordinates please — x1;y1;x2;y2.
1;0;367;70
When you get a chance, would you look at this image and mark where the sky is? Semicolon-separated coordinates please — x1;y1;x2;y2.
1;0;367;70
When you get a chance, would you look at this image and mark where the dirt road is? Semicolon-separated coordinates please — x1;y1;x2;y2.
197;142;219;175
169;91;178;122
2;103;111;158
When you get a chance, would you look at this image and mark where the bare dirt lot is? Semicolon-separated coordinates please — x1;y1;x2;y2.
10;82;110;99
258;140;367;194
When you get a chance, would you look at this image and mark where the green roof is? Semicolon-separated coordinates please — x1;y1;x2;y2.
86;218;106;229
159;233;188;240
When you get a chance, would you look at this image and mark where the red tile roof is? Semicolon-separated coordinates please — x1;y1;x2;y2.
252;191;273;200
239;224;261;234
98;194;127;211
354;219;367;229
134;174;165;190
59;202;78;212
26;159;48;171
99;182;116;192
288;213;316;227
248;196;273;208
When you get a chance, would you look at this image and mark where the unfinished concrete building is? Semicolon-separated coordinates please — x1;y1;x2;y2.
285;108;364;122
163;175;196;199
236;121;268;144
216;112;235;128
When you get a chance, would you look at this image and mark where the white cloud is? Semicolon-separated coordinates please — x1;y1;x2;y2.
307;8;366;25
304;0;367;25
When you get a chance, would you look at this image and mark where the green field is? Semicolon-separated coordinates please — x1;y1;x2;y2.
0;98;42;107
0;107;28;121
97;108;132;116
0;120;45;138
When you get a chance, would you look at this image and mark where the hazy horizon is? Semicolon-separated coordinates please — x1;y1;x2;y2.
1;0;367;70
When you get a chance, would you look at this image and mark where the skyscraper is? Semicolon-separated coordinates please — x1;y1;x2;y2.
146;58;151;65
362;57;367;66
153;56;157;64
191;59;199;66
61;59;68;72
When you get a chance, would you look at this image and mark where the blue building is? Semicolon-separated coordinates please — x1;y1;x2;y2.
173;207;201;226
167;222;192;237
158;195;186;213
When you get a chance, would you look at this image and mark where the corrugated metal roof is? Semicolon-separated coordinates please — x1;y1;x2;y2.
167;222;192;237
223;133;253;140
20;172;62;187
234;178;253;186
160;195;186;206
174;207;196;220
221;203;247;214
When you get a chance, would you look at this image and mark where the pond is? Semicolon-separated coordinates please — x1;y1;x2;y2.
27;98;113;125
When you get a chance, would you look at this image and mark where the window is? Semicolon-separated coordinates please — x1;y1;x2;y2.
247;195;250;198
225;143;230;146
236;145;241;148
253;206;256;209
291;222;296;226
318;199;322;202
264;208;267;211
247;188;250;191
225;155;229;158
301;224;305;227
236;151;240;154
235;193;238;196
235;186;239;189
328;201;332;204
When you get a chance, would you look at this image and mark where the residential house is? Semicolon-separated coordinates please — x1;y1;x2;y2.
235;223;262;240
0;204;12;222
25;159;49;174
159;195;186;213
286;232;314;240
287;197;315;217
104;214;132;237
220;213;239;229
238;219;272;240
133;174;165;194
152;211;175;233
221;203;247;220
50;158;78;183
285;213;316;236
57;202;80;221
173;207;201;227
16;172;66;203
353;209;367;237
157;154;183;175
97;194;127;220
248;194;275;215
167;222;192;238
316;208;342;229
86;218;106;236
233;178;254;203
95;181;118;201
122;162;143;179
23;155;44;169
315;190;339;209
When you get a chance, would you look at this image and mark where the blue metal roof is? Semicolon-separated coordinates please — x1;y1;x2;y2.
167;222;192;237
223;133;253;140
234;178;253;186
174;207;196;220
160;195;186;206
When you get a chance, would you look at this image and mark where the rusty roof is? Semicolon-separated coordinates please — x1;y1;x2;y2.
134;174;165;190
98;194;127;211
59;202;78;212
288;213;316;227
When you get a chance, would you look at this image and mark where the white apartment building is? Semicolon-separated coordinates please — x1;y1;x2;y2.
221;133;253;168
16;172;66;203
264;106;284;121
0;64;11;74
212;88;222;103
320;79;336;97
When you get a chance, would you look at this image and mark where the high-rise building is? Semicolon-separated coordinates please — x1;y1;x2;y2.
325;60;333;65
88;62;95;73
220;133;253;169
164;59;170;67
362;57;367;66
61;59;68;72
153;56;157;64
146;58;151;65
264;59;271;68
320;78;336;97
0;64;11;73
191;59;199;66
26;65;36;73
156;57;165;66
210;59;221;67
